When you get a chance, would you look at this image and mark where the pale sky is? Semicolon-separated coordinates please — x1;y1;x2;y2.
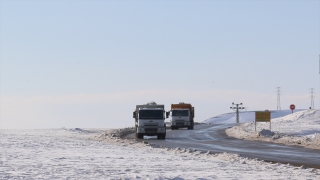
1;0;319;129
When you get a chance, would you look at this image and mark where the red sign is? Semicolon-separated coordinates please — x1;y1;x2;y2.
290;104;295;110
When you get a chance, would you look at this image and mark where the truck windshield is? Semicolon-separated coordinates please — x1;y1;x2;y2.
139;110;163;119
172;110;189;116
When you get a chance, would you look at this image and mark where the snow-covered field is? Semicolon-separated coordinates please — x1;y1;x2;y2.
204;109;320;150
1;127;320;179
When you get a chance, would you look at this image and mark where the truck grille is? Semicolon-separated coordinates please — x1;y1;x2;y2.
177;122;184;126
145;128;157;132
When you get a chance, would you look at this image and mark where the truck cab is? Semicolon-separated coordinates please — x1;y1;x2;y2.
170;102;194;130
133;102;168;139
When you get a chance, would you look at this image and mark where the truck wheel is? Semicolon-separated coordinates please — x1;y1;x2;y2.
171;126;175;130
188;122;194;130
136;132;143;139
135;127;139;138
138;134;143;139
157;134;165;140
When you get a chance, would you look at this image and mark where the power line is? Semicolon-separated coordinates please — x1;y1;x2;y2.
276;87;281;110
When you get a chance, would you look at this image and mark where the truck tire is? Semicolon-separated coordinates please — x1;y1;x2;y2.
159;124;166;139
162;135;166;139
135;127;139;138
190;121;194;130
157;134;165;140
136;128;143;139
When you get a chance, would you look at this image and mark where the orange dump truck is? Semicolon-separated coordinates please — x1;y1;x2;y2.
169;102;194;130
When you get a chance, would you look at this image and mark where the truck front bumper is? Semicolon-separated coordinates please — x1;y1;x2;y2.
137;126;166;135
171;121;190;127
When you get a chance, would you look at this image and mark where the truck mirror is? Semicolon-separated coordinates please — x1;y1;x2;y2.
166;112;170;118
133;111;136;118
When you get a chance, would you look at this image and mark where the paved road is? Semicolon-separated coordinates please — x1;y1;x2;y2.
124;124;320;169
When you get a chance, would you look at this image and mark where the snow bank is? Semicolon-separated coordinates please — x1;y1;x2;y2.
2;128;319;179
94;127;135;139
224;109;320;150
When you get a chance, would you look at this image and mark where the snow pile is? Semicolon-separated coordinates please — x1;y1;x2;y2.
225;109;320;150
1;128;319;179
258;129;274;137
94;127;135;140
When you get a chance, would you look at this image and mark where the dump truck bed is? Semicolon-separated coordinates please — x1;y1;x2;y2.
171;104;192;110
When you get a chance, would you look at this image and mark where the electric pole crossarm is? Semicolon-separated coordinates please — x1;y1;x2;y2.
230;102;245;123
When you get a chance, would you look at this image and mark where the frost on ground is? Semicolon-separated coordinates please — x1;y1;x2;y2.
223;109;320;150
1;128;320;179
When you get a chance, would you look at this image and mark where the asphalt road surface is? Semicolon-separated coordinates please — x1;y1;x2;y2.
124;124;320;169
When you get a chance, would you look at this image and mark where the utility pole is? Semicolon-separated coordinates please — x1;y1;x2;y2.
310;88;315;109
230;102;245;123
277;87;281;110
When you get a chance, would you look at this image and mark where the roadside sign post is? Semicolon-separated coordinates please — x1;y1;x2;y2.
290;104;296;113
255;111;271;131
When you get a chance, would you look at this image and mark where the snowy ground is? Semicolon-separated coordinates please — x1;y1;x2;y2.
1;127;320;179
204;109;320;150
